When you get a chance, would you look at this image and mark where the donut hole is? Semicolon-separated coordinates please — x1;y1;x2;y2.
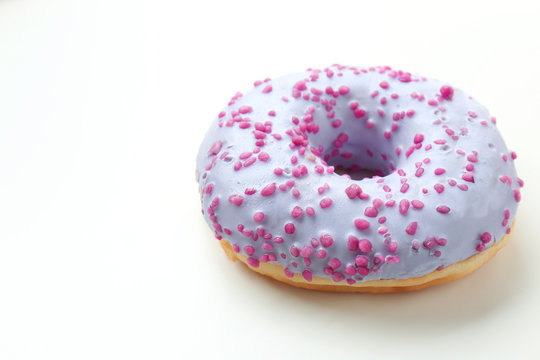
322;140;394;181
333;166;377;180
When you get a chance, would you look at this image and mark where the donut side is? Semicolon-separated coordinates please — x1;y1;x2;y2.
219;222;514;293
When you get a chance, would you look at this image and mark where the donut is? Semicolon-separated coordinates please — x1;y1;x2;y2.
196;64;523;293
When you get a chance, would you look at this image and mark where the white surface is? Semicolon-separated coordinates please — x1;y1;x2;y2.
1;0;539;359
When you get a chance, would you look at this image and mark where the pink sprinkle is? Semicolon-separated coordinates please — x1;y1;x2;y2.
436;205;451;214
228;195;244;206
292;135;304;146
332;119;342;128
355;266;368;276
384;239;397;253
338;85;350;95
332;272;345;282
320;198;333;209
379;81;389;89
284;223;295;234
514;189;521;202
476;243;485;252
345;184;361;199
314;165;324;174
302;270;313;282
433;184;444;194
294;206;309;217
208;141;223;156
320;233;334;248
480;232;492;244
462;172;475;183
500;175;512;186
238;105;253;114
284;268;294;278
291;206;303;218
437;238;447;246
246;257;260;268
354;255;368;268
344;265;356;276
414;134;424;144
347;236;359;251
354;219;370;230
423;237;436;249
258;152;270;162
300;246;313;258
364;206;378;217
244;245;256;256
399;199;410;215
262;85;272;93
243;157;256;167
261;183;277;196
400;183;410;193
253;130;266;139
440;85;454;100
405;221;418;235
457;184;468;191
467;153;478;163
253;211;265;222
328;257;342;270
354;108;367;118
434;168;446;175
398;73;411;82
405;146;415;158
411;200;424;209
358;239;372;253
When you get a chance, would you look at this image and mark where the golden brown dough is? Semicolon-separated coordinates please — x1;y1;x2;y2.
219;223;513;293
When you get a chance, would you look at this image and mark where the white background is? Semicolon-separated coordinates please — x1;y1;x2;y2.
1;0;539;359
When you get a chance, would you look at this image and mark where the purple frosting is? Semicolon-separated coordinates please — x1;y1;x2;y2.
196;65;522;284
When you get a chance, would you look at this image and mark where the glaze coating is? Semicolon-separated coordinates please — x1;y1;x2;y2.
196;65;522;284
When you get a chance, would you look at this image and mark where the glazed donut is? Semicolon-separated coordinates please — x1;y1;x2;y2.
196;65;522;292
